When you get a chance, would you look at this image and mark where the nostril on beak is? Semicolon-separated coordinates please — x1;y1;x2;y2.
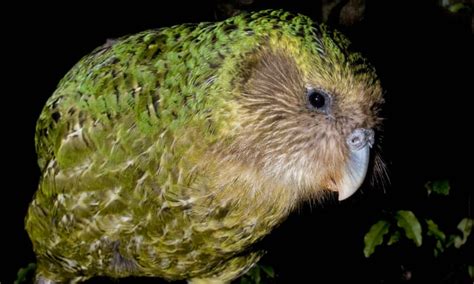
351;136;361;144
347;128;375;151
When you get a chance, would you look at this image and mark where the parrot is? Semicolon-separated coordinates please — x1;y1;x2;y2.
26;9;383;283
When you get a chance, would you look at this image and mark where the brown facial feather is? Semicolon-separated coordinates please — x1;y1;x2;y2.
216;45;382;201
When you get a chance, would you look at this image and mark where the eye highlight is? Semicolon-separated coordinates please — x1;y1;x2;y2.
306;88;331;114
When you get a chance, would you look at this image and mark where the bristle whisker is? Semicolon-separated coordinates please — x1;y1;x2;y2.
370;147;390;193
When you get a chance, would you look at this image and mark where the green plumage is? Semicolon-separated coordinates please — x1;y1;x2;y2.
26;9;381;283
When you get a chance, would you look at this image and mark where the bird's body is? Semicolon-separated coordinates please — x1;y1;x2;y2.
26;10;382;283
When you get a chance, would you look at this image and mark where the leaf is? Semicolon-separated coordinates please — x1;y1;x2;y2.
454;218;473;248
395;210;422;247
448;3;469;13
253;265;261;284
446;234;456;248
468;265;474;280
260;265;275;278
243;265;261;284
14;263;36;284
388;230;401;246
425;219;445;257
426;219;446;242
434;240;444;257
425;180;450;196
364;220;391;258
241;264;275;283
457;218;473;238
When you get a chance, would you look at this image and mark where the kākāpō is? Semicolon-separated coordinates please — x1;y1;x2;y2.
26;9;383;283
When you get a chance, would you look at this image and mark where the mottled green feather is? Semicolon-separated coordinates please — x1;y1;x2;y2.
26;9;380;283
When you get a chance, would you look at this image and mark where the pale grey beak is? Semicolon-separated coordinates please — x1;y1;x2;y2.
338;128;374;201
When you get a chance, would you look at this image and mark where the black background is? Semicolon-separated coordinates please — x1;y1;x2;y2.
3;0;472;283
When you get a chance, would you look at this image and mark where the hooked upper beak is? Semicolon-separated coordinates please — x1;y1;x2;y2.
338;128;374;201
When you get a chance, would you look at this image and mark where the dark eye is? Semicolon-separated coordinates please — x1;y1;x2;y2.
307;89;331;113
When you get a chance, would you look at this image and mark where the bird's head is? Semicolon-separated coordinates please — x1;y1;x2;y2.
213;21;383;202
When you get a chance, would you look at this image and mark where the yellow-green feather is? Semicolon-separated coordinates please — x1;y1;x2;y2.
27;9;379;282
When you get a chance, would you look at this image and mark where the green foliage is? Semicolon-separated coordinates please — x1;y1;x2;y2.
438;0;472;13
239;264;275;284
387;230;401;246
15;263;36;284
364;210;423;258
426;219;446;257
425;179;450;196
363;179;473;281
364;180;472;258
363;220;391;257
449;218;473;249
395;210;422;247
426;219;446;242
259;265;275;278
447;2;471;13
